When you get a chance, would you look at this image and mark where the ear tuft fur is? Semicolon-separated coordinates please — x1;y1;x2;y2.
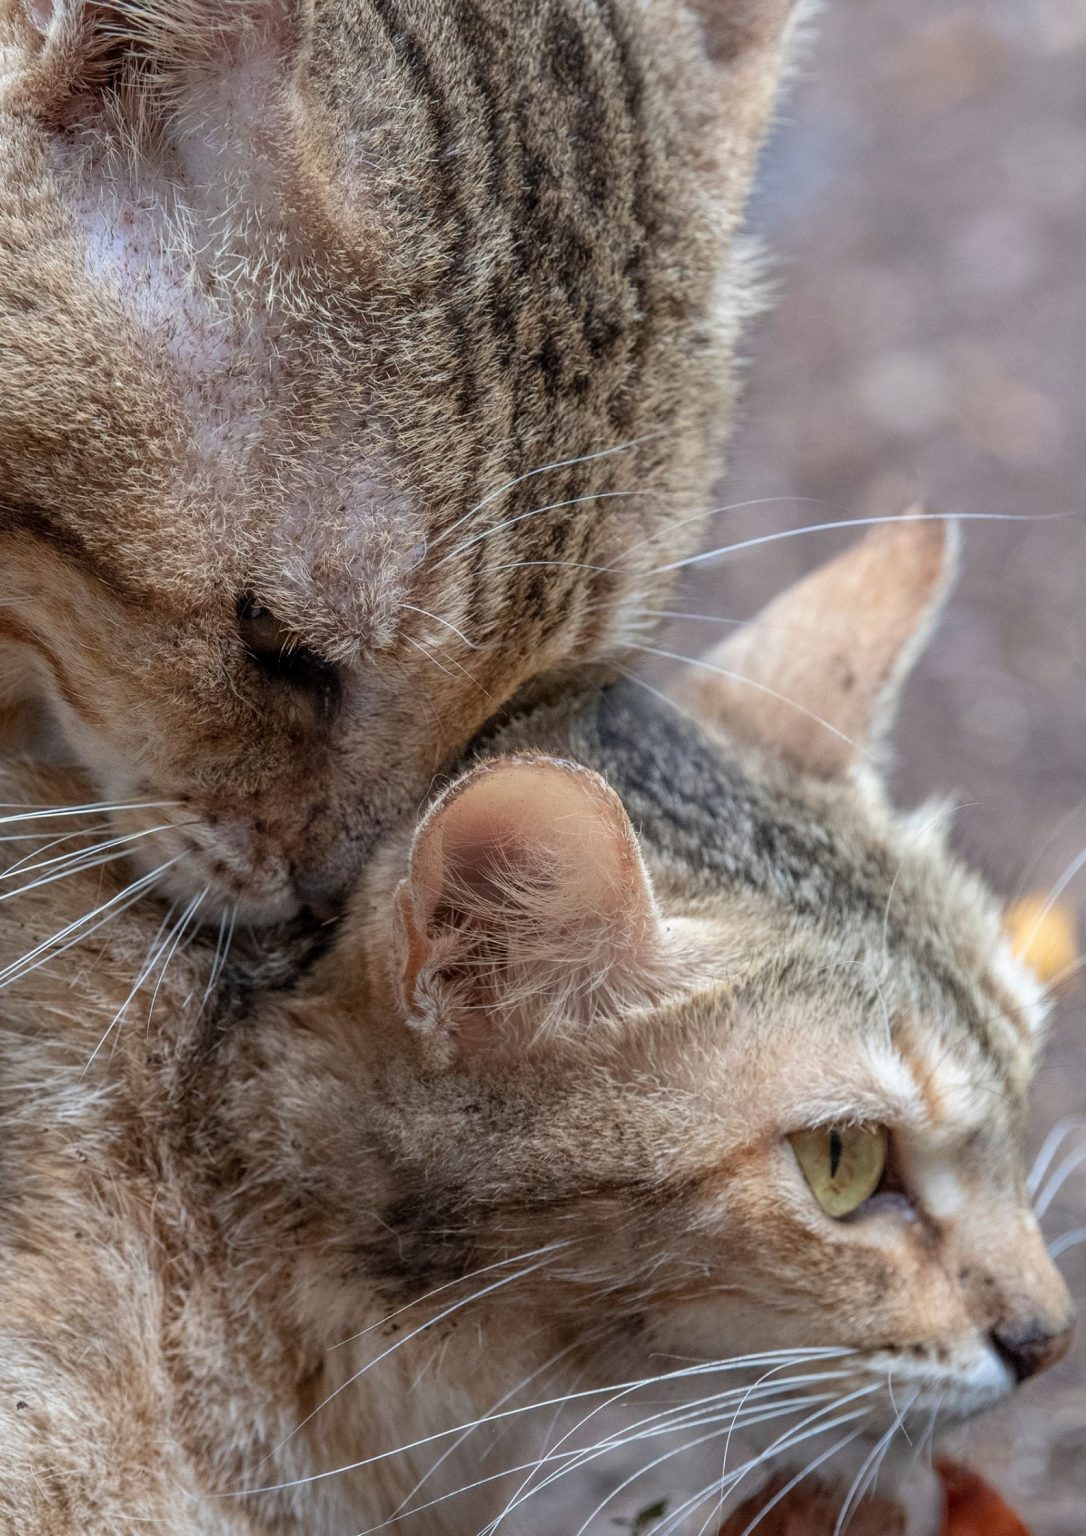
396;755;662;1053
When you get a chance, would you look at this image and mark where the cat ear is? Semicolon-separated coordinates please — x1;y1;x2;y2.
679;0;805;204
395;756;661;1052
22;1;308;96
676;511;958;777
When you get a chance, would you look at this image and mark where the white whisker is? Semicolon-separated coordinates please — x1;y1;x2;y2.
200;904;237;1012
711;1383;879;1522
400;604;480;650
329;1243;573;1353
435;491;646;569
1039;1106;1086;1195
405;635;489;697
81;900;180;1077
393;1343;581;1519
630;643;861;755
614;495;836;569
1014;845;1086;983
735;1424;868;1536
654;1399;870;1536
1049;1227;1086;1259
832;1389;918;1536
429;434;659;549
0;855;184;992
1;822;187;887
250;1245;568;1476
0;799;181;828
227;1348;853;1500
0;840;168;911
0;819;115;864
144;886;208;1033
562;1392;847;1536
1035;1141;1086;1217
641;510;1067;580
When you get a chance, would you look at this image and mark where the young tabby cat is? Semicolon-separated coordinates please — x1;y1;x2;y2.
0;0;800;922
0;519;1071;1535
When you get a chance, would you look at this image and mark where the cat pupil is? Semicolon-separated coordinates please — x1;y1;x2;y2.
829;1128;843;1180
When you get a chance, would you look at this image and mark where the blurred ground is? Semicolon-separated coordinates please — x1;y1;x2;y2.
654;0;1086;1529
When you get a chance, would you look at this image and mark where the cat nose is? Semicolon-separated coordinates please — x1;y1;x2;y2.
989;1319;1074;1383
291;869;345;923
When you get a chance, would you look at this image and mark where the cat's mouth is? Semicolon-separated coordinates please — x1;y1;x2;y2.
108;804;305;924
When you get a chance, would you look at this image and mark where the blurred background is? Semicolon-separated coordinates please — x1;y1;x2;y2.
654;0;1085;1527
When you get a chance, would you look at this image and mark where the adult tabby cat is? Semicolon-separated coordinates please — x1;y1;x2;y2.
0;0;798;922
0;519;1071;1534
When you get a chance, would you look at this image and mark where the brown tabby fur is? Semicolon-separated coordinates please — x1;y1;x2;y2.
0;523;1071;1535
0;0;800;922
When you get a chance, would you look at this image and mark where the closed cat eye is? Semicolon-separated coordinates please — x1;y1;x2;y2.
789;1122;888;1219
236;594;340;706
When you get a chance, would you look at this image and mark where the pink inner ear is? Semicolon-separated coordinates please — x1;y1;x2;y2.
402;757;660;1010
397;757;672;1044
424;761;651;929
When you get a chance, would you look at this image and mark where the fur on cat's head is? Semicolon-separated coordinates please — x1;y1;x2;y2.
311;517;1072;1490
0;518;1072;1534
0;0;801;922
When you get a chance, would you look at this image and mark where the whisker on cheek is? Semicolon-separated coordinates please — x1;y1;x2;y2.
247;1243;574;1479
630;642;863;758
1;821;194;888
0;855;185;993
733;1424;869;1536
434;490;650;571
831;1385;920;1536
428;434;660;551
0;799;183;827
81;897;181;1078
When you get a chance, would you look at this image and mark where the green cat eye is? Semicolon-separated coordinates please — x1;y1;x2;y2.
789;1122;888;1219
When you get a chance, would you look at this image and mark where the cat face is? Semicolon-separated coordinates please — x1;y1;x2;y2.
340;520;1072;1470
0;0;799;920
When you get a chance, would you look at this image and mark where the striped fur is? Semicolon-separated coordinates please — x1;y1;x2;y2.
0;525;1070;1534
0;0;801;921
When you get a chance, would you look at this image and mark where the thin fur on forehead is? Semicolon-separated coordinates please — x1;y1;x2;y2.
24;0;304;78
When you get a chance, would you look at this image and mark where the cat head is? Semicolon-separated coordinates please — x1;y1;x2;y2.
0;0;801;921
331;518;1072;1457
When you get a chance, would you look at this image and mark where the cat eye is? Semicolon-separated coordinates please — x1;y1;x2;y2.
789;1122;888;1219
236;594;340;708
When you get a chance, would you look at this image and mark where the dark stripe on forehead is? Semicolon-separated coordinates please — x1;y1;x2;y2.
478;683;1003;1050
367;0;482;426
565;684;889;918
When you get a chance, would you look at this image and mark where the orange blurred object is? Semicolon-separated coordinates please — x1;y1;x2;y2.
713;1461;1030;1536
1004;892;1079;985
938;1460;1030;1536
